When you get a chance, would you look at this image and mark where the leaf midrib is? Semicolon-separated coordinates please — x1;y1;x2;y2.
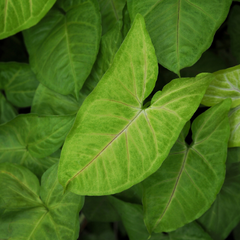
153;148;189;231
65;109;143;187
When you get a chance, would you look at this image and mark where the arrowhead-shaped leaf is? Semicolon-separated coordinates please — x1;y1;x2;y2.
228;105;240;147
127;0;231;75
0;114;74;176
201;65;240;108
32;21;123;116
142;99;231;233
0;62;39;108
198;151;240;240
0;0;56;39
0;163;84;240
108;196;213;240
58;14;212;196
23;0;101;97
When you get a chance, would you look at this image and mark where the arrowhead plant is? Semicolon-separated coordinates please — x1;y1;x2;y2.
0;0;240;239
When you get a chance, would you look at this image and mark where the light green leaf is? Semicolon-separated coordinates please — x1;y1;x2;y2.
99;0;126;35
31;22;123;116
127;0;231;75
0;114;74;176
228;105;240;147
58;14;212;196
0;92;17;124
198;160;240;240
23;0;101;97
201;65;240;108
228;5;240;64
0;0;56;39
0;163;84;240
0;62;39;108
142;99;231;233
108;196;212;240
82;196;120;222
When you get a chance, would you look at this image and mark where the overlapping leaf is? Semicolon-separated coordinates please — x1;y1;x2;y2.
127;0;231;75
228;105;240;147
201;65;240;108
98;0;126;35
31;22;123;116
58;14;211;196
142;99;231;233
0;92;17;124
0;114;73;176
0;0;56;39
0;62;39;107
198;153;240;240
23;0;101;97
0;163;84;240
108;196;213;240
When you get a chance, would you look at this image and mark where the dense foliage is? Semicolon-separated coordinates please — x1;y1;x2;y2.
0;0;240;239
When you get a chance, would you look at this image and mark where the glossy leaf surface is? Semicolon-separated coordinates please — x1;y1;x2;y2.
201;65;240;108
228;105;240;147
0;0;56;39
58;14;212;196
0;92;17;124
0;163;84;240
0;62;39;107
142;99;231;233
198;160;240;240
23;0;101;97
0;114;74;176
128;0;231;75
99;0;126;35
109;196;212;240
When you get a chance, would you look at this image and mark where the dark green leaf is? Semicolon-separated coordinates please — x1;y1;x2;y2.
0;114;73;176
0;92;17;124
142;99;231;233
0;62;39;107
128;0;231;75
23;0;101;97
229;105;240;147
198;160;240;240
0;163;84;240
58;14;211;196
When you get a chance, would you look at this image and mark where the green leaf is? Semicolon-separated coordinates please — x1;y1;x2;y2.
0;92;17;124
142;99;231;233
227;147;240;165
82;196;120;222
0;163;42;210
31;83;84;115
198;160;240;240
127;0;231;75
228;105;240;147
0;163;84;240
0;114;74;176
228;5;240;64
58;14;212;195
99;0;126;35
0;0;56;39
201;65;240;108
23;0;101;97
0;62;39;108
31;22;123;116
108;196;212;240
